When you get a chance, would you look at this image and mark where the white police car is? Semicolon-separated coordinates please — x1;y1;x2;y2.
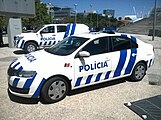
8;32;154;103
14;23;89;53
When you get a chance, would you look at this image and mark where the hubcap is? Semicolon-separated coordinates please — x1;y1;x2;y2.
135;65;145;80
27;45;36;52
48;80;66;100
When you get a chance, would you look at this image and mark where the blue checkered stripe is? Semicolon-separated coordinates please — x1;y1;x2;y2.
9;61;46;98
75;34;138;87
39;40;56;46
15;40;25;48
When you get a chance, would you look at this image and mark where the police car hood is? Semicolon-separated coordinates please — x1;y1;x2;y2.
16;33;36;37
17;50;68;72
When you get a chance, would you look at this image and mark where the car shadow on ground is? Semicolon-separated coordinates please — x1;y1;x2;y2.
13;50;28;55
67;78;126;96
8;78;126;104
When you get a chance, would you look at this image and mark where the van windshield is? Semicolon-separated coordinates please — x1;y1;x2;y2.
44;36;89;56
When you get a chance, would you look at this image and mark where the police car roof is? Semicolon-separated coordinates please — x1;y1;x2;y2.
73;32;121;39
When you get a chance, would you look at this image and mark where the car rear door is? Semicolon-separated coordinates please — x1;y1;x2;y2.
109;35;138;78
54;25;67;44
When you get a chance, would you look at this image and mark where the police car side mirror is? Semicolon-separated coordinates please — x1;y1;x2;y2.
40;31;43;34
78;51;90;58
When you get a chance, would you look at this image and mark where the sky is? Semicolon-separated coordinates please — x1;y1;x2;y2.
41;0;161;18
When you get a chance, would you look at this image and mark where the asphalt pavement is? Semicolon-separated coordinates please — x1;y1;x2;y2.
0;34;161;120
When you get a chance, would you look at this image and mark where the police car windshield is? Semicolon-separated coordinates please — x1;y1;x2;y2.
45;36;89;56
33;25;44;33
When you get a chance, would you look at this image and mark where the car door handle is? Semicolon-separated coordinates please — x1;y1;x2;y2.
106;57;111;61
52;34;56;36
132;53;137;57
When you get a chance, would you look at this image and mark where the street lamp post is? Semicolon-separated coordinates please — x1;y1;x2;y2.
90;4;92;26
152;0;157;41
74;4;78;23
96;10;99;28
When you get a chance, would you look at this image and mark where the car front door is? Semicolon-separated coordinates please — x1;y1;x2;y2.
74;37;112;88
39;26;56;47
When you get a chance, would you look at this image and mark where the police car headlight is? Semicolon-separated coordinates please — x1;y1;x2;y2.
18;71;36;78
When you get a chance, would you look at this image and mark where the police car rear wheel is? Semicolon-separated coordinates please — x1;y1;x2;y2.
41;77;69;103
25;42;37;53
130;62;146;81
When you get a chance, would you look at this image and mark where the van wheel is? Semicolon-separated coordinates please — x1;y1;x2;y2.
41;77;69;103
130;62;146;81
24;42;37;53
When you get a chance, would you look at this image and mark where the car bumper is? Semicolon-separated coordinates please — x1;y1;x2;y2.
8;75;46;98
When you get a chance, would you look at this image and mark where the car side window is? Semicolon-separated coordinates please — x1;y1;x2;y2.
41;26;55;33
111;36;131;51
57;26;67;32
82;37;108;56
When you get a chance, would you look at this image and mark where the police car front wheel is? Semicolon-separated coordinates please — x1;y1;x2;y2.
130;62;146;81
41;77;69;103
24;42;37;53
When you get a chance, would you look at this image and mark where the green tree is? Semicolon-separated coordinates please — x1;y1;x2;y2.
22;0;50;29
0;16;6;27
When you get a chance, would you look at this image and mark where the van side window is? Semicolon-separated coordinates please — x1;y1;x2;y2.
57;26;67;32
41;26;55;33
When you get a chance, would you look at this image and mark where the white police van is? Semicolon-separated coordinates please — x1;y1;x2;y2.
8;32;154;103
14;23;89;53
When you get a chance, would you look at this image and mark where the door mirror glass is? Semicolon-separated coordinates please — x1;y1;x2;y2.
78;51;90;57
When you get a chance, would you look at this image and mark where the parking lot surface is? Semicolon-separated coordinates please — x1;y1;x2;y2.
0;34;161;120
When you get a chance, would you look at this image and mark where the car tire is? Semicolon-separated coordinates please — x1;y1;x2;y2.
24;42;37;53
130;62;146;81
41;77;69;103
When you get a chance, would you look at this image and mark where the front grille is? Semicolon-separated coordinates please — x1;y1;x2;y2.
9;84;29;94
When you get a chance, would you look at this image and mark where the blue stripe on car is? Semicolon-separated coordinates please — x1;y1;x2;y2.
17;40;20;45
18;66;23;72
12;62;20;69
149;59;152;67
52;41;56;45
124;48;137;75
12;78;20;87
20;40;25;48
49;41;52;45
121;34;127;38
64;24;71;38
75;71;112;87
40;42;42;46
104;71;111;80
23;73;37;89
75;77;83;87
32;78;46;98
85;74;93;84
95;73;102;82
70;24;76;36
114;50;127;77
44;41;47;45
131;36;137;42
